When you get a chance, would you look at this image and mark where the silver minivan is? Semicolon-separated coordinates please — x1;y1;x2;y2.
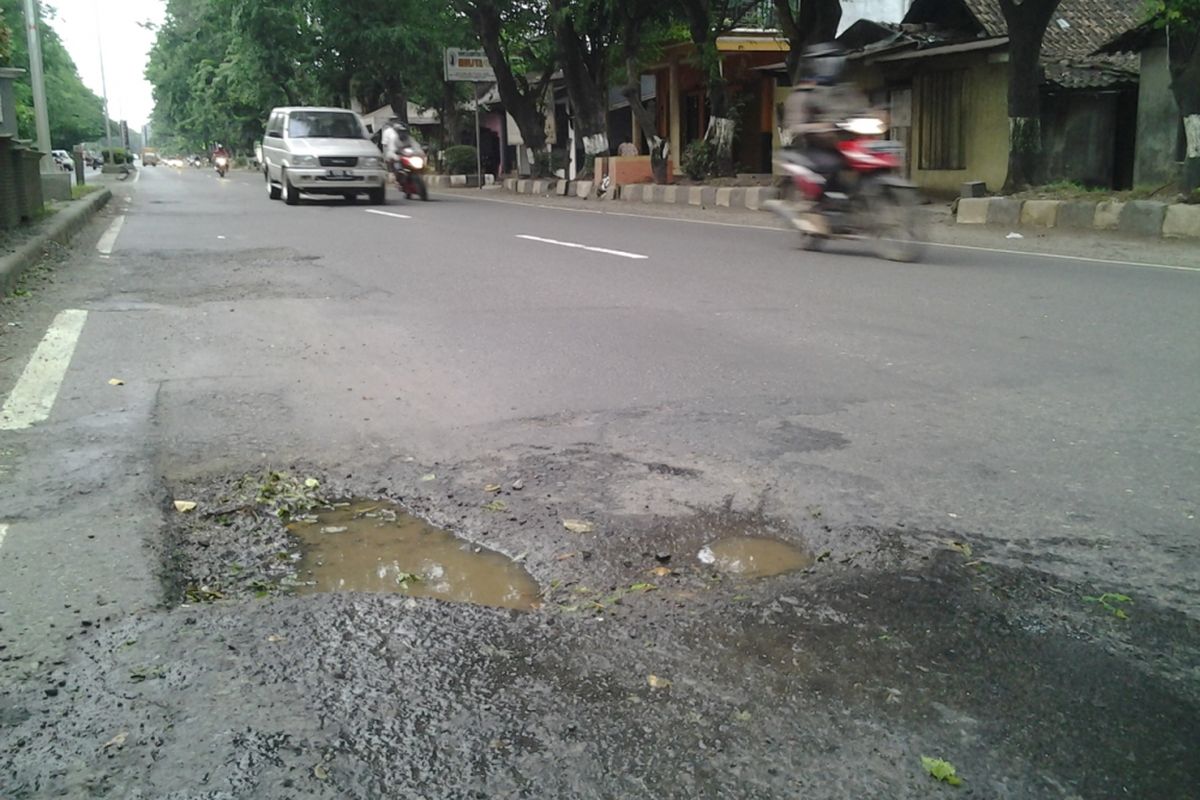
261;107;388;205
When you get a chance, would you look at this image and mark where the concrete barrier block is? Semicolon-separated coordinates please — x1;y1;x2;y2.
728;188;747;209
687;187;703;206
699;187;717;207
1163;204;1200;238
533;180;546;194
1057;201;1098;229
503;178;517;192
1118;200;1167;237
985;197;1022;226
627;185;647;202
1094;200;1124;230
575;180;594;199
1021;199;1061;227
745;187;778;210
450;174;468;187
956;198;991;224
556;180;568;196
663;186;678;204
715;187;733;207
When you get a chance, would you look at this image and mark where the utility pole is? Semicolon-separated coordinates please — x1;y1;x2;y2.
96;1;114;155
21;0;52;171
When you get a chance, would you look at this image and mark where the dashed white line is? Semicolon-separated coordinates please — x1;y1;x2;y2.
0;309;89;431
515;234;648;260
97;215;125;255
364;209;412;220
0;523;7;554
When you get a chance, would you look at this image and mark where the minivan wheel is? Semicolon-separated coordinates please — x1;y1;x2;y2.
368;186;386;205
282;169;299;205
266;169;281;200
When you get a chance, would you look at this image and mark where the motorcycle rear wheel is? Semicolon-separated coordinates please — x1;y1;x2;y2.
871;187;923;263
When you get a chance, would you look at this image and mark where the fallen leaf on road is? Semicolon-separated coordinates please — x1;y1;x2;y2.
652;567;672;577
556;552;578;561
483;499;508;512
921;756;963;786
562;519;594;534
313;764;329;780
320;526;348;534
947;540;972;558
304;478;320;489
419;473;436;482
173;500;198;513
647;674;672;690
266;634;285;643
629;582;656;592
102;732;127;749
484;483;502;493
107;378;124;386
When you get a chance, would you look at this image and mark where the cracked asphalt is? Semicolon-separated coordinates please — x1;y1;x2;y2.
1;167;1198;798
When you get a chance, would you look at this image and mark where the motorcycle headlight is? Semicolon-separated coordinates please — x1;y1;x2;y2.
291;155;318;167
407;156;425;170
215;157;229;166
361;156;382;169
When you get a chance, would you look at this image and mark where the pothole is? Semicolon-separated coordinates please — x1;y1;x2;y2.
698;536;813;577
290;500;541;610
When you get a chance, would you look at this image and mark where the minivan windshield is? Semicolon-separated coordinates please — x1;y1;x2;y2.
286;111;366;139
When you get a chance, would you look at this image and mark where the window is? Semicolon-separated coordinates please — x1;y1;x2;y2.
917;71;965;170
285;111;365;140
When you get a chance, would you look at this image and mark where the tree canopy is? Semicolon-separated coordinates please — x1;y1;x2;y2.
1;0;106;149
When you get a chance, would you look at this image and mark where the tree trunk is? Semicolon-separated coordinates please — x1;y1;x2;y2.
550;0;610;160
624;57;668;183
774;0;843;83
1168;24;1200;192
458;0;549;174
387;81;408;123
999;0;1060;192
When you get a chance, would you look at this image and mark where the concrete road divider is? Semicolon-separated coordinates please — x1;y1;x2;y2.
956;196;1199;239
0;188;112;295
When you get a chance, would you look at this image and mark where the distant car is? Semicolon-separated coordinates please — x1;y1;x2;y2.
141;148;160;166
51;149;74;172
261;106;388;205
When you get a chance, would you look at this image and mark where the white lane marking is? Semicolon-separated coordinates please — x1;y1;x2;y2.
97;215;125;255
515;234;648;260
364;209;412;220
456;194;1198;273
0;310;89;431
0;523;7;553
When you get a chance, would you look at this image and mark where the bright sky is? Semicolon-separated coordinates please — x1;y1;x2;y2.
43;0;166;129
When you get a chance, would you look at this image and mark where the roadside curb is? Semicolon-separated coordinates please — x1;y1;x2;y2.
427;174;495;189
956;196;1200;239
0;188;112;295
501;177;780;211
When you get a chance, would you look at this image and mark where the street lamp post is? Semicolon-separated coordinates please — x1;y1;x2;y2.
21;0;52;171
96;2;114;155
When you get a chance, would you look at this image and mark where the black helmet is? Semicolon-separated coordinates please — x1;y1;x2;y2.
389;118;409;133
800;42;846;86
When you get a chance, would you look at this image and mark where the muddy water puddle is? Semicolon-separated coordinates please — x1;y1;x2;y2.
698;536;813;578
291;500;540;610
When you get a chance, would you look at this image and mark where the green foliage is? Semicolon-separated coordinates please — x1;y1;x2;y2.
0;7;12;64
532;148;568;177
102;148;130;165
921;756;964;786
681;138;716;181
1146;0;1200;31
442;144;478;175
1083;592;1133;619
0;0;106;147
253;471;323;521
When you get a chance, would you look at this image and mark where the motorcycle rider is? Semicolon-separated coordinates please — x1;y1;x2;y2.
380;119;414;185
783;43;872;206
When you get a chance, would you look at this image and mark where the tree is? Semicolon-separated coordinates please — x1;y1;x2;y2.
1;0;105;147
451;0;556;173
613;0;675;182
549;0;615;160
0;6;12;65
675;0;762;176
772;0;842;82
998;0;1062;191
1149;0;1200;191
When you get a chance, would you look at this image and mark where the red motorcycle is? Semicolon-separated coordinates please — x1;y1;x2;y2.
392;145;429;201
771;116;923;262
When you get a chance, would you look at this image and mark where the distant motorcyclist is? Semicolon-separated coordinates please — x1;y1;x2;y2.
380;119;414;168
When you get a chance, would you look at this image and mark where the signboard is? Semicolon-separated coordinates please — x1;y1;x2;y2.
445;49;496;82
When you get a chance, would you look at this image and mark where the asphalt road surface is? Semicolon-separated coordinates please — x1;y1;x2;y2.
1;166;1198;799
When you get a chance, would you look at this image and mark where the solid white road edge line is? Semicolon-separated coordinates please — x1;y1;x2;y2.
455;193;1198;273
97;215;125;255
0;309;89;431
364;209;412;220
515;234;648;260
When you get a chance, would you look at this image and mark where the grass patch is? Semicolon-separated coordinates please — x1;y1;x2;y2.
71;184;100;200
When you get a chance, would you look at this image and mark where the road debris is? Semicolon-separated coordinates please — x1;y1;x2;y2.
562;519;594;534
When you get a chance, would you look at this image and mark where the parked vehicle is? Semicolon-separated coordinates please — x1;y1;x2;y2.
51;149;74;172
141;148;160;166
392;142;429;201
261;106;388;205
769;116;923;262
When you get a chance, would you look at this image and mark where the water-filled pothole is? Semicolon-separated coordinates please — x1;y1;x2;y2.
290;500;540;610
698;536;813;578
